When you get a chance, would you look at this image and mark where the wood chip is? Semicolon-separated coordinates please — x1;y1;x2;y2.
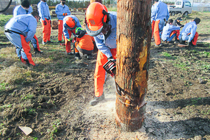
18;126;32;135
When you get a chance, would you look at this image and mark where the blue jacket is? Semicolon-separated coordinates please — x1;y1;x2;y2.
161;23;180;41
55;4;71;20
63;15;81;39
180;21;197;42
94;12;117;58
13;5;33;16
151;1;169;21
37;1;51;20
5;14;37;42
151;4;155;22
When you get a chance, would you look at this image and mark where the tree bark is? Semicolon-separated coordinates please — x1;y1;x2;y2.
90;0;102;3
115;0;152;131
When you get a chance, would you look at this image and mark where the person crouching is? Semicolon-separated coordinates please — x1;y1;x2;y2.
73;27;95;60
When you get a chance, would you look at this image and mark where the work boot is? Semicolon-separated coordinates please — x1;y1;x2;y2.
89;94;105;106
155;43;162;47
42;41;47;45
21;58;30;66
167;41;173;44
66;52;74;55
47;41;52;43
179;37;185;44
33;64;39;67
58;41;62;43
75;53;80;60
189;42;196;47
174;37;179;44
34;48;43;54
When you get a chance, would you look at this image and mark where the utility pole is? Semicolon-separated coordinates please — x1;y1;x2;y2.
90;0;102;3
115;0;152;131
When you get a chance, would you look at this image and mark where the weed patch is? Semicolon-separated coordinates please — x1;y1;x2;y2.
162;52;176;60
0;65;38;86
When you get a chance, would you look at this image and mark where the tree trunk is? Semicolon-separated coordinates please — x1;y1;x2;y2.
90;0;102;3
115;0;152;131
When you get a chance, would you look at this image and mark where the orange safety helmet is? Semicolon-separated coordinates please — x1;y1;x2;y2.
66;17;76;29
85;2;109;36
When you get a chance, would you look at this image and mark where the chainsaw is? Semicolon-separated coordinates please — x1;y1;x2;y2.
103;59;116;77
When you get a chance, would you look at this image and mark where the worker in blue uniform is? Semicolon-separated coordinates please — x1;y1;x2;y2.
38;0;51;45
151;0;170;46
5;11;40;66
179;18;201;47
13;0;33;16
161;19;180;43
55;0;71;43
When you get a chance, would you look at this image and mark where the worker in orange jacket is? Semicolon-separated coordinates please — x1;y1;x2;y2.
85;2;117;106
73;27;95;59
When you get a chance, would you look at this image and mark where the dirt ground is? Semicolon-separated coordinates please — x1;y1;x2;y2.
0;14;210;140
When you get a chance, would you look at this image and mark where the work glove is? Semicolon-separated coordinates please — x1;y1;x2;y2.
68;38;72;42
107;56;115;61
34;48;43;54
43;20;47;25
107;56;116;76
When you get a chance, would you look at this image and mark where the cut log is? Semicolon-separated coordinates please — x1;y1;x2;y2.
52;20;58;29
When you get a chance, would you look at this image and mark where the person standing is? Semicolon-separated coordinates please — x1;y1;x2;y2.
13;0;33;16
4;11;40;66
85;2;117;106
161;19;180;43
151;0;169;46
63;15;81;55
55;0;71;43
38;0;51;45
151;3;155;40
179;18;201;47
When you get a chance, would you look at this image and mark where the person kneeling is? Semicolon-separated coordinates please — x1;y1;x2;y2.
179;18;201;47
161;19;180;44
73;27;95;60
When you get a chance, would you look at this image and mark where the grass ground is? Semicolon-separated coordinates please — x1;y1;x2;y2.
0;11;209;139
